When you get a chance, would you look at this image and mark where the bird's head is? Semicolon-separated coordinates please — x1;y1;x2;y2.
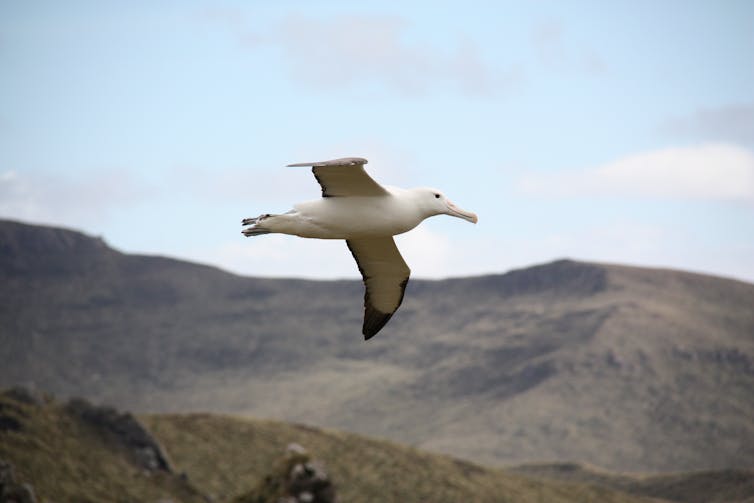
416;188;478;224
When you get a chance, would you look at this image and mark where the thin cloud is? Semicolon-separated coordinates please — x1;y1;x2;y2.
519;143;754;201
197;6;248;31
276;14;512;96
532;20;606;74
449;36;522;96
533;21;566;66
167;164;317;206
202;11;520;97
0;168;154;227
277;15;422;92
169;140;421;206
662;103;754;145
286;139;421;189
195;6;261;47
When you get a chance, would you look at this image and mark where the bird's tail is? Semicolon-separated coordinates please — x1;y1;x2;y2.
241;214;272;237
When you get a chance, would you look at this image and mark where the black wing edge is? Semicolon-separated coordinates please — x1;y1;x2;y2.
362;277;409;340
312;169;331;198
362;305;394;341
361;276;409;340
346;240;410;341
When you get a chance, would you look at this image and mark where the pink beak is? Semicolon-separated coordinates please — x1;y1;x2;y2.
446;200;478;224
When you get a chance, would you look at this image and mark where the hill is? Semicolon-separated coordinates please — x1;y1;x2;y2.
509;462;754;503
0;388;205;502
1;219;754;472
145;413;651;503
0;389;653;503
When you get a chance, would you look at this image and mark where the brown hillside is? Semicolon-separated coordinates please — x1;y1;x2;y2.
2;219;753;472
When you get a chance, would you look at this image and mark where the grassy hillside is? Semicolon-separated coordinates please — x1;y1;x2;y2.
0;389;205;502
144;415;656;503
145;413;656;503
2;219;754;472
0;389;655;503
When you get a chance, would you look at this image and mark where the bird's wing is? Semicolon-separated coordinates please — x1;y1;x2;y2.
346;237;411;340
287;157;389;197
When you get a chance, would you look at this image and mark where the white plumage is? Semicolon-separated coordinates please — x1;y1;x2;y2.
242;157;477;340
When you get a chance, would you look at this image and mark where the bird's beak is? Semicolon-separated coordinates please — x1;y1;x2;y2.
446;200;478;224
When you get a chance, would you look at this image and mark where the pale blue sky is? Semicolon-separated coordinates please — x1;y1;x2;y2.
2;1;753;281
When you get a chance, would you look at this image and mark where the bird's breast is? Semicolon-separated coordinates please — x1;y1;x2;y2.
294;197;423;239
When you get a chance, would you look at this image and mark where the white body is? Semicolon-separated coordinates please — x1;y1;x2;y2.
271;187;428;239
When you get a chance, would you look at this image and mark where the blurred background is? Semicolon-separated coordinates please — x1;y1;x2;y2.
1;0;752;280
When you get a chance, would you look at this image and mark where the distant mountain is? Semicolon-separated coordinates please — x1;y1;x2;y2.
1;219;753;473
0;388;658;503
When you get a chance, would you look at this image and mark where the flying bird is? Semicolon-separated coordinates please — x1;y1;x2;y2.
242;157;478;340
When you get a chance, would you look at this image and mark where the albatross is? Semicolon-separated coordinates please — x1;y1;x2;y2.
241;157;478;340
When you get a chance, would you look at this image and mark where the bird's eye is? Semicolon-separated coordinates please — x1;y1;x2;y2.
434;193;440;199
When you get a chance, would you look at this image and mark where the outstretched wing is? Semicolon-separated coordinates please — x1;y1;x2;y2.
346;237;411;340
287;157;389;198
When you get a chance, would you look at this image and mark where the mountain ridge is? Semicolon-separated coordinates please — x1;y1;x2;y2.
1;218;753;473
6;216;752;286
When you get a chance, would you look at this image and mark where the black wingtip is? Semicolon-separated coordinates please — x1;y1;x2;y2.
362;307;393;341
363;325;382;341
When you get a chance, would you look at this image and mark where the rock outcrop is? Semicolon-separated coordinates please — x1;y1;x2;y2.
233;444;335;503
0;459;37;503
64;397;174;473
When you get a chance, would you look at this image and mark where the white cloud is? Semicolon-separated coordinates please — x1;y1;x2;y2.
394;226;453;277
519;143;754;201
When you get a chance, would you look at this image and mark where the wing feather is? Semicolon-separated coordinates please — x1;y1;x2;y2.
287;157;388;198
346;237;411;340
